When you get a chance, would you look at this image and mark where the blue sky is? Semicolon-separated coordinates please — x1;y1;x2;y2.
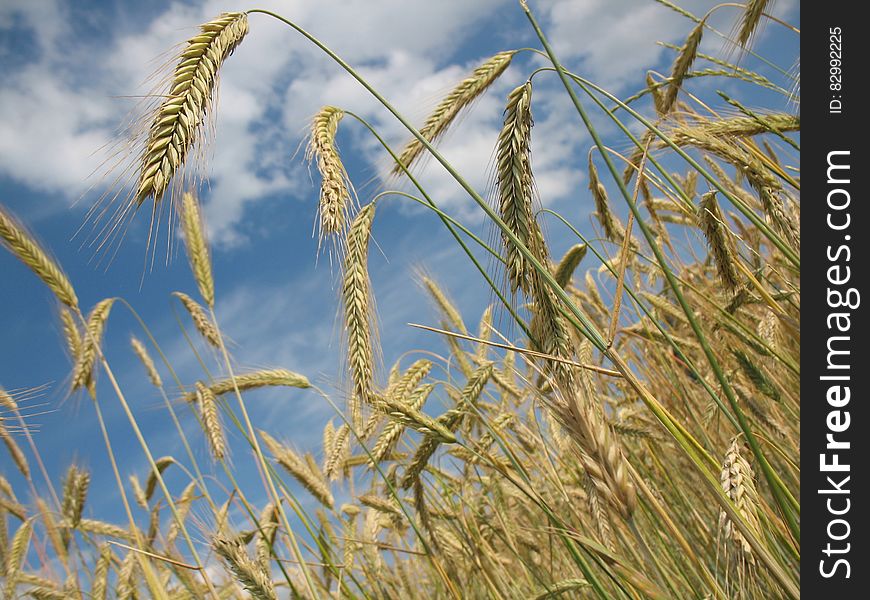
1;0;798;533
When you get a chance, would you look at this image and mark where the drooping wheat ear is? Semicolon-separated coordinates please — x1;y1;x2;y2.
60;465;90;530
172;291;220;348
135;13;249;206
130;337;162;388
181;192;215;307
421;275;467;334
184;369;310;403
497;82;545;294
213;532;276;600
343;203;378;429
587;153;622;243
144;456;175;503
324;423;350;481
196;381;226;460
91;544;112;600
697;191;740;292
371;383;435;464
59;308;82;361
260;430;333;508
0;421;29;477
307;106;354;244
0;206;78;308
553;243;588;289
71;298;115;394
718;437;762;561
663;18;705;113
737;0;771;47
4;519;32;597
393;51;515;174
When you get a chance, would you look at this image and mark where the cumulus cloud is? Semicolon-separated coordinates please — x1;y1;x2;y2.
0;0;797;244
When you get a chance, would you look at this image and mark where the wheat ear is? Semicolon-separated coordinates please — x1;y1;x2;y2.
183;369;310;402
697;191;741;292
196;382;226;461
663;18;705;113
181;192;215;307
0;205;77;308
260;430;333;508
172;291;220;347
71;299;115;394
343;203;377;429
135;13;249;205
130;337;162;388
307;106;353;245
497;82;543;294
393;51;514;173
213;532;277;600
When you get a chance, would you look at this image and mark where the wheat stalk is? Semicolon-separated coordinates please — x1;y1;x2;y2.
393;51;514;173
135;13;249;206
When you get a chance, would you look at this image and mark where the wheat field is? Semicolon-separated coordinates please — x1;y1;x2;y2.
0;1;799;598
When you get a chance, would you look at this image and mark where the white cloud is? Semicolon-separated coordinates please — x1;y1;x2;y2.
0;0;798;244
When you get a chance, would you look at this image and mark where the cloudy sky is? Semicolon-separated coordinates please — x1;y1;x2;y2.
0;0;797;526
